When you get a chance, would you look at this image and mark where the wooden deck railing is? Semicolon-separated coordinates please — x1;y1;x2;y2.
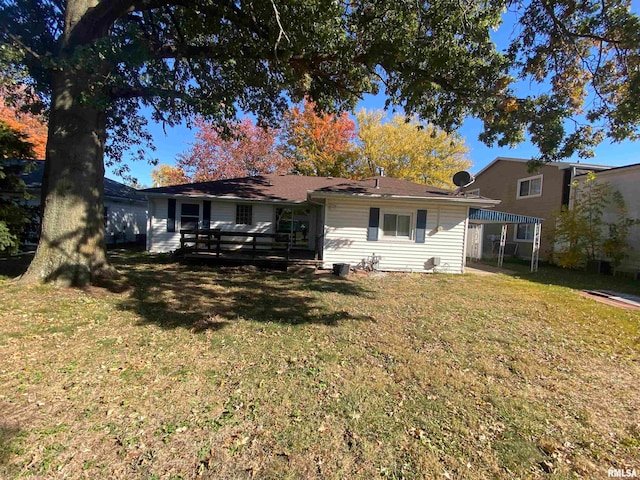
179;228;291;260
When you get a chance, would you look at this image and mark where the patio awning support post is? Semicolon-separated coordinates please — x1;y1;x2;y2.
497;224;507;268
469;225;481;262
531;222;541;273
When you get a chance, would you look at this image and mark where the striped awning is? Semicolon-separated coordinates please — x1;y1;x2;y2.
469;208;542;224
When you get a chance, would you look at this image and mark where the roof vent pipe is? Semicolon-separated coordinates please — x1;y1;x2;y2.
375;178;380;189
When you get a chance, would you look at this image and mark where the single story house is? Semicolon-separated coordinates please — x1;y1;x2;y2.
9;160;147;246
142;174;503;274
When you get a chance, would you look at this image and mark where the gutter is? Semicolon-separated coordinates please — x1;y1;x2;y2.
306;192;325;208
307;191;500;207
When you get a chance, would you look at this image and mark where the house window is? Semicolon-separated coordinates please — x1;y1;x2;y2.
517;175;543;199
236;204;252;225
515;223;535;242
383;213;411;238
180;203;199;230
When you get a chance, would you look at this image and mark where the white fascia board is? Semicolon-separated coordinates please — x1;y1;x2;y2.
473;156;612;178
564;163;613;170
106;196;147;204
588;163;640;178
307;191;501;208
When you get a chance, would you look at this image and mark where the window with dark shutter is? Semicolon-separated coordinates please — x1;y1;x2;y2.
383;213;411;238
167;199;176;232
180;203;200;230
367;207;380;241
202;201;211;229
415;209;427;243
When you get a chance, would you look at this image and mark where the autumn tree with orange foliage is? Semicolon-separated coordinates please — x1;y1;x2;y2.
282;99;357;178
0;88;47;159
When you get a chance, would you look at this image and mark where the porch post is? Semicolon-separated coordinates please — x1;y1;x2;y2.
530;222;541;272
497;224;507;268
470;225;481;262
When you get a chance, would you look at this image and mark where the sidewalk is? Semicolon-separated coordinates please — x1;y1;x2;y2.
465;263;516;276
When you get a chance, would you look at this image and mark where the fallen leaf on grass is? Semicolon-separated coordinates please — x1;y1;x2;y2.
408;427;426;440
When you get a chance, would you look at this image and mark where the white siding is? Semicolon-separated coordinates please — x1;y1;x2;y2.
16;194;147;246
322;199;468;274
208;202;273;233
147;198;276;253
105;199;147;243
148;198;179;252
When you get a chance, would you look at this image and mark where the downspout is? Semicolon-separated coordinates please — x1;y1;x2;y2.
307;194;326;261
462;207;469;273
146;197;153;251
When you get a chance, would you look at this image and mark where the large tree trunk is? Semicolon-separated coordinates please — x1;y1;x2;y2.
19;0;119;287
20;69;117;287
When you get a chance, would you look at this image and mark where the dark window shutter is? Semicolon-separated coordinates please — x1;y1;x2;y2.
167;199;176;232
415;209;427;243
367;207;380;241
202;201;211;229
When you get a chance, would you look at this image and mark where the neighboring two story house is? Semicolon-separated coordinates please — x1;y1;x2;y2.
470;157;611;260
572;163;640;274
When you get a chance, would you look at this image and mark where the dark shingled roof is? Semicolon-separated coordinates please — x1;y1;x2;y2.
313;176;454;198
141;173;460;202
19;160;144;201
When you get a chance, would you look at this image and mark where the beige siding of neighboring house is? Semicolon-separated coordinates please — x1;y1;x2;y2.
322;198;468;274
574;166;640;272
147;198;277;253
472;161;567;259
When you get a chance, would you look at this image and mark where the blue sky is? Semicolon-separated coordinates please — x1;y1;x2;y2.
121;94;639;187
116;4;639;187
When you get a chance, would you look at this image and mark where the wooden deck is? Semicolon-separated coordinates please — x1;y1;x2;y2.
178;228;321;270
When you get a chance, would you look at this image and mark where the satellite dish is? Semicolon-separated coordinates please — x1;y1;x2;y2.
453;171;475;188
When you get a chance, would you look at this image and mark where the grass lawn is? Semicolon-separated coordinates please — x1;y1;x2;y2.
0;251;638;479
